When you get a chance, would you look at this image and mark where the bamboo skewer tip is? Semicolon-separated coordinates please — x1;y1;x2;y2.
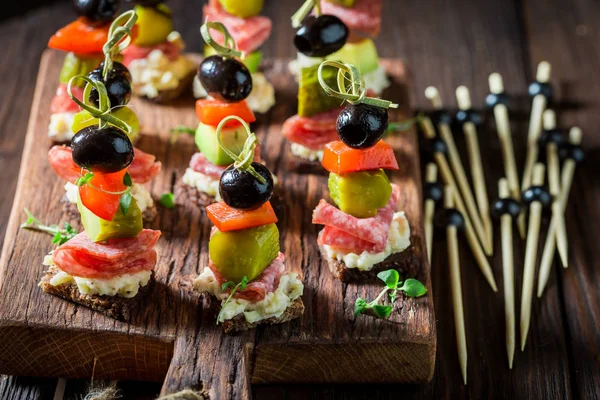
543;109;556;130
570;126;582;144
425;163;438;183
455;86;472;110
489;73;504;94
536;61;551;83
425;86;443;109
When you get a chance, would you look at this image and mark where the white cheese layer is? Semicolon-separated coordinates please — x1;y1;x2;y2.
64;182;154;213
129;48;196;99
48;112;76;142
181;168;221;200
193;268;304;324
290;143;323;162
322;212;411;271
43;254;152;298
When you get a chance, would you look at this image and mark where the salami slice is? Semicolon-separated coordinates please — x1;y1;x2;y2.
320;0;383;37
282;108;341;150
189;153;228;179
128;148;162;183
50;84;83;114
121;41;181;67
313;184;399;248
203;0;272;54
53;229;161;279
318;225;382;253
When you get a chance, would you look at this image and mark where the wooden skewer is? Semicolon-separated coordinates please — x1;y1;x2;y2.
498;178;516;369
424;163;438;265
456;86;493;253
445;185;467;385
488;73;526;239
537;127;582;296
522;61;551;192
520;163;546;351
421;118;498;291
542;110;569;268
425;87;492;256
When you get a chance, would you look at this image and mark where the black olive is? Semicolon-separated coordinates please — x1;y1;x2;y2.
198;55;252;102
73;0;120;25
127;0;164;5
219;163;274;210
336;103;388;149
72;126;134;173
88;62;133;108
294;15;348;57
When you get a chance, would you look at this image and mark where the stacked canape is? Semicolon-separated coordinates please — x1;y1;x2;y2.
48;11;161;222
47;0;122;143
194;0;275;113
180;22;261;206
122;0;196;102
312;61;410;281
194;116;304;333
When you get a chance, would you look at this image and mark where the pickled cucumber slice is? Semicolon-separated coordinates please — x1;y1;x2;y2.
326;39;380;75
59;53;103;86
328;169;392;218
78;196;143;242
325;0;356;7
195;123;249;166
209;223;279;283
218;0;264;18
72;107;141;142
134;4;173;47
204;46;262;74
298;63;342;117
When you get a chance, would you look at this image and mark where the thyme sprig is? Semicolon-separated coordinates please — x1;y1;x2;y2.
217;276;249;324
20;209;78;246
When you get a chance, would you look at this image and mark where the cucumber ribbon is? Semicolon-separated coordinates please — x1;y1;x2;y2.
102;10;138;80
291;0;321;28
201;21;245;59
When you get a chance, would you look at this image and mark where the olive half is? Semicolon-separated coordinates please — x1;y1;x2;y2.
294;15;348;57
73;0;120;25
88;62;133;108
198;55;253;102
219;163;274;210
72;126;134;173
336;103;389;149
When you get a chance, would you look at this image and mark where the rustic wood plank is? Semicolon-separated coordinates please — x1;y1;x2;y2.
0;50;433;399
522;0;600;398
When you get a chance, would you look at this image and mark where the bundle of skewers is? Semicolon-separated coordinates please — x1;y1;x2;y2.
420;61;584;384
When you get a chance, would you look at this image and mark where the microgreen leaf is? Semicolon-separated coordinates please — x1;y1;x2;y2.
75;172;94;187
386;114;424;134
217;276;249;325
221;281;235;291
377;269;399;289
372;304;393;319
120;191;132;215
400;279;427;297
170;126;196;143
354;298;368;317
123;172;132;187
240;276;249;291
20;208;78;245
159;193;176;209
52;231;62;244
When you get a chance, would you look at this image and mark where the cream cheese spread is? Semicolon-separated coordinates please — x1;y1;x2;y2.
181;168;221;200
48;112;76;142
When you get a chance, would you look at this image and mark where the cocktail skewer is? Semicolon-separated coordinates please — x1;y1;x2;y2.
421;117;498;291
537;127;584;296
425;87;491;255
539;109;569;269
487;73;526;239
522;61;552;192
492;178;521;369
520;163;551;350
456;86;493;253
424;163;442;265
443;185;468;385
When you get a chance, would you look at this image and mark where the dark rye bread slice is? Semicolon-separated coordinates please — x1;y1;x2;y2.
319;245;417;282
39;265;153;321
140;69;196;104
174;181;215;208
61;196;158;224
221;297;305;334
286;146;328;175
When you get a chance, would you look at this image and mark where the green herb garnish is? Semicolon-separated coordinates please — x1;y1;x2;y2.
20;209;78;245
386;114;425;134
354;269;427;319
119;191;132;215
75;172;94;187
159;193;175;209
170;126;196;143
217;276;249;324
123;172;132;187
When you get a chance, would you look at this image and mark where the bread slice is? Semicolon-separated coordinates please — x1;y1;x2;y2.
61;197;158;223
319;245;416;282
221;297;305;334
174;181;215;208
286;147;327;175
142;69;196;104
39;265;153;321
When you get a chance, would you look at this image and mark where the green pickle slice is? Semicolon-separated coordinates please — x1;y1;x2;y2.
298;63;342;117
59;53;103;86
325;0;356;6
72;108;141;143
329;169;392;218
209;223;280;284
325;39;380;76
218;0;264;18
134;4;173;47
204;46;262;74
78;196;143;243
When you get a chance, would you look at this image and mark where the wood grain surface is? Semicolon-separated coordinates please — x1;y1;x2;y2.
1;0;599;399
0;50;433;398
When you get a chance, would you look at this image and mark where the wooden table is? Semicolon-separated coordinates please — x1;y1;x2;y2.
0;0;598;398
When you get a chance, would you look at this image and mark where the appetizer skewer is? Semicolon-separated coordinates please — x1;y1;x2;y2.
194;116;305;332
492;178;521;369
537;127;584;297
312;61;411;281
520;163;551;350
424;163;442;265
196;0;275;113
421;117;498;292
425;87;491;256
486;73;526;239
455;86;493;254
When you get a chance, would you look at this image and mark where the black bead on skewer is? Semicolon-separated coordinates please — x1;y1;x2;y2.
430;137;448;155
424;182;444;204
429;109;453;126
538;128;565;147
559;143;585;164
455;108;484;127
485;92;510;109
528;81;553;102
435;208;466;231
491;198;522;220
522;186;552;208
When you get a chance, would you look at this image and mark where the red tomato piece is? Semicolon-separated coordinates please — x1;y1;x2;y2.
195;99;256;128
79;169;128;221
321;140;399;174
206;201;278;232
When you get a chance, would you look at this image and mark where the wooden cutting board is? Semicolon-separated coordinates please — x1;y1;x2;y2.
0;50;435;399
